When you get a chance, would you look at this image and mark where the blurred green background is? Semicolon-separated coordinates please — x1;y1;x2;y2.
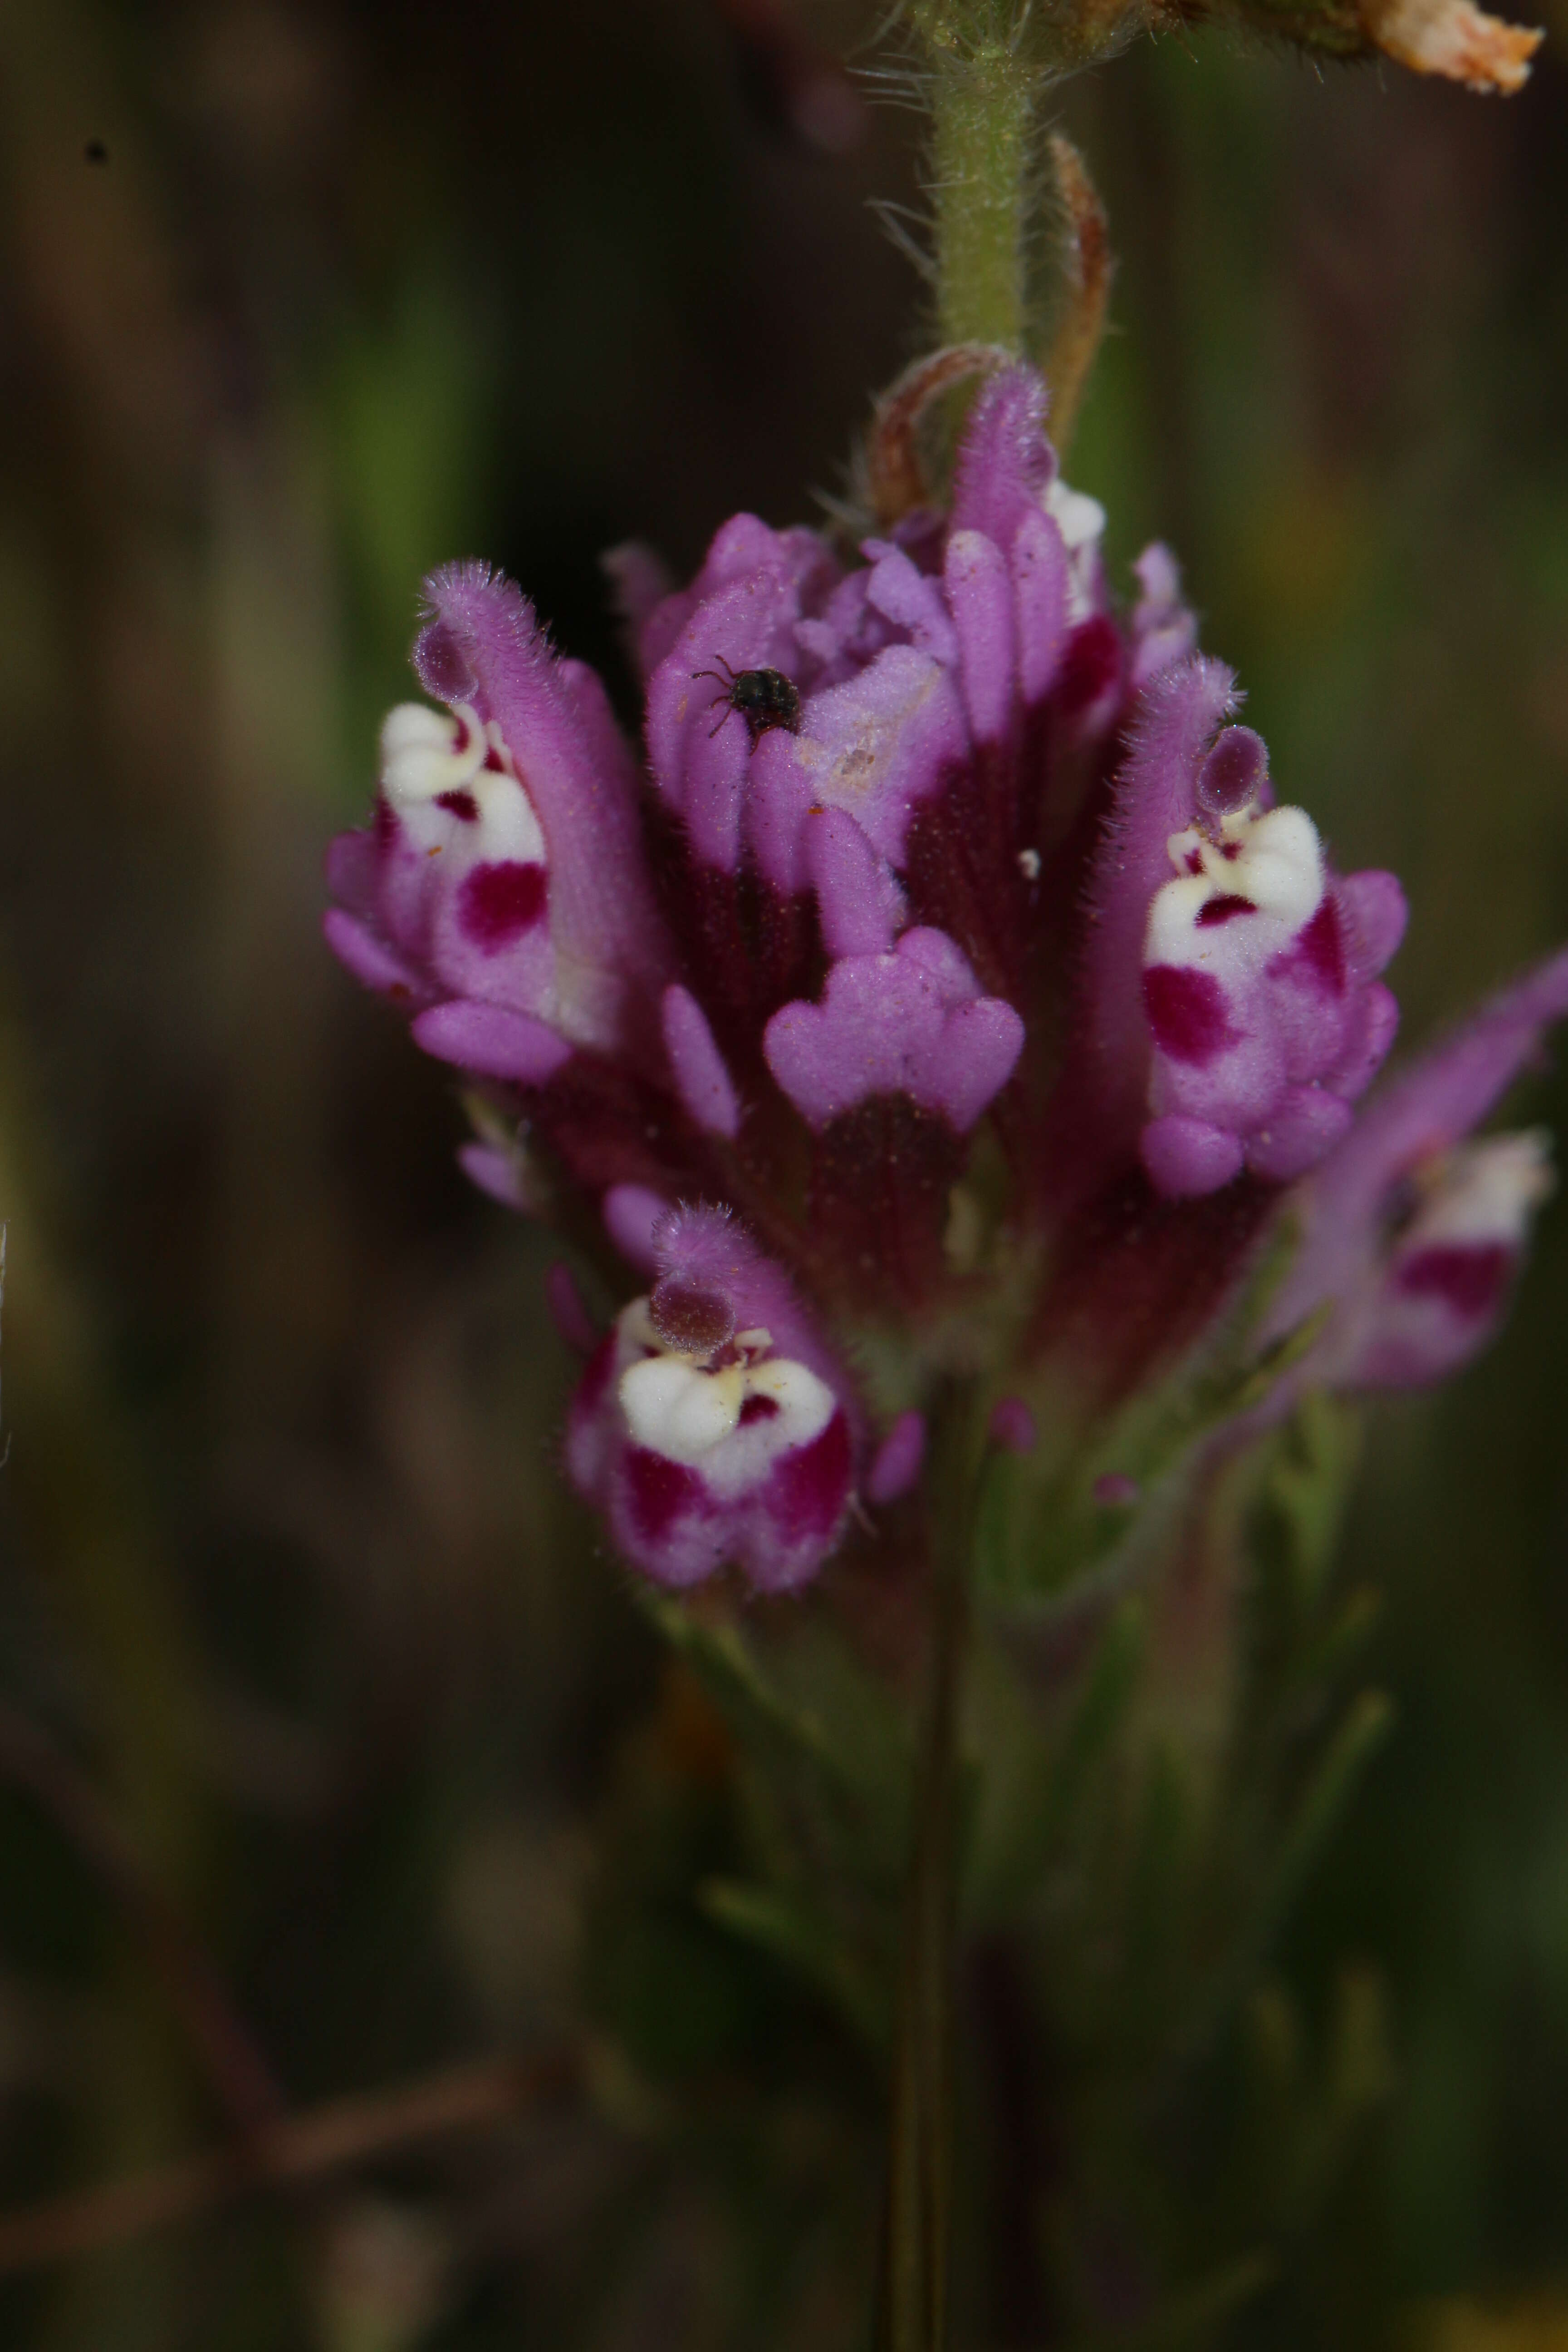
0;1;1566;2344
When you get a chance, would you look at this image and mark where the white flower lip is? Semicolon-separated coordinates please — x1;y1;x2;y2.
1147;802;1324;968
621;1354;749;1460
379;700;548;870
1402;1130;1555;1251
616;1306;836;1472
381;701;489;803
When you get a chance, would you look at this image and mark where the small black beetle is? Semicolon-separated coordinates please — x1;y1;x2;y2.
693;655;803;747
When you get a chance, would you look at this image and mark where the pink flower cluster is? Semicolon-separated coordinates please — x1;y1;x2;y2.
326;366;1568;1592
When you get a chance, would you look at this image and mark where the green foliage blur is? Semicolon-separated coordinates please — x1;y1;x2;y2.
0;1;1565;2345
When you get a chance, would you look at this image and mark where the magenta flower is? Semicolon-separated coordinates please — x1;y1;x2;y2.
564;1205;856;1592
1058;656;1406;1205
326;363;1567;1593
1260;951;1568;1396
325;562;669;1085
763;927;1024;1133
1135;690;1406;1193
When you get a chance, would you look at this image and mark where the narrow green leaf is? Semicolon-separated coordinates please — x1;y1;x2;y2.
637;1594;847;1786
700;1877;888;2050
1187;1690;1395;2056
1258;1690;1394;1950
969;1599;1147;1915
977;1223;1326;1604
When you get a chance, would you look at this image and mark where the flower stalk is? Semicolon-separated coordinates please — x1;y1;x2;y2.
879;1387;987;2352
928;51;1035;355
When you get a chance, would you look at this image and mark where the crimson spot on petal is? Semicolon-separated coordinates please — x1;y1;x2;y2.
1196;894;1255;929
1053;616;1121;720
457;860;548;951
1144;964;1237;1066
738;1392;780;1426
1394;1242;1514;1320
625;1447;704;1543
1297;898;1346;994
765;1411;851;1543
436;788;479;821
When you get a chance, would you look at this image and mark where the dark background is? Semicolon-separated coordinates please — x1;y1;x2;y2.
0;1;1566;2342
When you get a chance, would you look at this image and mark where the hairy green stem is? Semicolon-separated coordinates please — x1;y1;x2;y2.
878;1397;985;2352
930;54;1035;355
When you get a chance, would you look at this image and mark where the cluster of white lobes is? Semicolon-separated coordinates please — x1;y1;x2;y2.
382;699;545;868
614;1306;835;1480
1154;801;1323;944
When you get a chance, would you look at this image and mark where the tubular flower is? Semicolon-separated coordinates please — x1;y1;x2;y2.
1258;951;1568;1400
326;363;1568;1592
325;560;669;1084
565;1206;856;1592
1138;716;1406;1193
